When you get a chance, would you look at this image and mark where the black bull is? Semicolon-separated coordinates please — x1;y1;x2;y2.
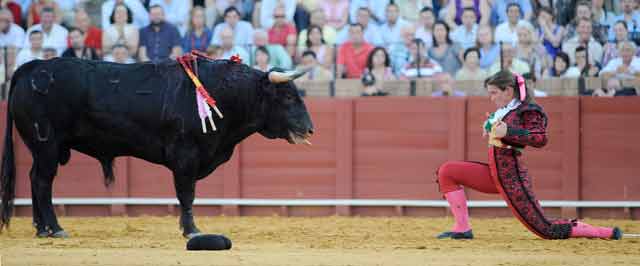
0;57;314;238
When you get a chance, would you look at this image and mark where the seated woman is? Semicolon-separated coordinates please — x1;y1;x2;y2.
182;6;213;53
436;70;622;240
455;47;488;80
102;3;139;57
253;46;272;72
401;38;443;78
542;51;578;78
362;47;396;95
297;25;333;69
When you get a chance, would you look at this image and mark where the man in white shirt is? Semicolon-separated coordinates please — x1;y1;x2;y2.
562;18;604;66
0;9;24;49
219;26;249;63
600;41;640;79
16;30;44;69
259;0;295;28
494;3;521;46
24;7;68;55
336;7;383;46
212;7;254;47
149;0;190;35
450;8;478;50
380;3;411;47
349;0;390;25
101;0;150;29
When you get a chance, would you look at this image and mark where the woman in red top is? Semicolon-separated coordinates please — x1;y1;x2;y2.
435;70;623;240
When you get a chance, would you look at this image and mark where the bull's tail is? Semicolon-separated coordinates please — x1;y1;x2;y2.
0;72;18;231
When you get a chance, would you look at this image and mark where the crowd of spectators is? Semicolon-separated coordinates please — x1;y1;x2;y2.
0;0;637;97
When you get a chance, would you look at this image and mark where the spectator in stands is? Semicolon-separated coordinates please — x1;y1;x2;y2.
260;0;295;29
477;24;499;69
253;46;272;72
27;0;61;27
535;7;564;60
42;46;56;59
2;0;22;26
432;72;465;96
101;0;149;29
252;29;292;69
218;26;248;62
61;27;99;60
450;8;478;50
389;24;417;74
74;8;102;56
349;0;390;25
444;0;489;28
494;3;521;45
24;7;68;55
337;23;374;79
567;46;601;77
562;18;604;66
380;3;410;48
0;8;25;49
319;0;348;30
15;30;43;68
395;0;426;23
104;43;135;63
296;50;332;81
565;1;607;44
182;6;212;53
514;20;549;78
297;8;337;47
490;0;532;26
363;47;395;91
488;42;530;75
138;5;182;62
592;0;615;28
608;0;640;42
415;7;435;49
428;21;462;75
103;3;138;57
543;51;579;78
206;0;253;27
455;47;488;80
212;7;254;47
336;7;383;46
149;0;189;35
602;21;640;66
591;77;638;96
401;38;442;78
298;25;332;69
600;41;640;80
268;5;297;57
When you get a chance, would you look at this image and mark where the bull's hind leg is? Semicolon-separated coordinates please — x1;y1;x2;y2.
30;145;67;238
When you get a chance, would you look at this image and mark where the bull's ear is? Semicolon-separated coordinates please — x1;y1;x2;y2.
268;68;310;83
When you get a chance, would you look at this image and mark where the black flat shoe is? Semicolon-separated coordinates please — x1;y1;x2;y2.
437;230;474;239
611;227;623;240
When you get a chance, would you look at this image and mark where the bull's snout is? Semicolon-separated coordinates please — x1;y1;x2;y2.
307;128;314;136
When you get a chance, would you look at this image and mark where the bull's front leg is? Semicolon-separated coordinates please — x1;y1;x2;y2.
173;176;201;238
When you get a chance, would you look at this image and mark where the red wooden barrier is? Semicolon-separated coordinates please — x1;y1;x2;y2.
3;97;639;219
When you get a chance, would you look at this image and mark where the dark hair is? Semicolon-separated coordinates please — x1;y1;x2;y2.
357;7;371;15
463;47;480;61
255;45;270;60
420;6;434;14
68;26;84;35
29;30;43;37
506;3;521;14
552;51;570;76
484;70;535;103
432;21;452;47
538;6;554;18
224;6;240;17
349;23;365;31
149;4;163;12
575;45;586;53
41;7;54;15
386;2;399;9
614;20;629;31
576;0;590;9
305;25;325;48
462;7;476;16
110;3;133;24
302;50;317;59
366;47;390;71
112;43;128;51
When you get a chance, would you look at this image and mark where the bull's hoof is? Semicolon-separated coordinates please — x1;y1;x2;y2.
36;231;50;238
50;230;69;238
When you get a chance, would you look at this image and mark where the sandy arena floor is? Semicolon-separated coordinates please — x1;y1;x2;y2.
0;216;638;266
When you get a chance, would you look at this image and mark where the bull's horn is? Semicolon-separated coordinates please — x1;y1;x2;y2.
268;68;310;83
